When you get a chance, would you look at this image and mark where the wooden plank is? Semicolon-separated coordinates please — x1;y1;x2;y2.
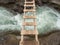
23;15;36;19
25;0;34;1
24;5;35;6
23;22;36;26
21;30;38;35
24;9;35;12
25;3;34;5
25;1;34;3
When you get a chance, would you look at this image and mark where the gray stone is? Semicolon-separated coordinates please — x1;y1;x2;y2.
0;0;16;3
40;31;60;45
50;0;60;5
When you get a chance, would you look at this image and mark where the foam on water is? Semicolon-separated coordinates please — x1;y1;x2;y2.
0;6;60;34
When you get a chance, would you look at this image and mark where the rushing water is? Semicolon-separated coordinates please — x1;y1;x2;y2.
0;6;60;34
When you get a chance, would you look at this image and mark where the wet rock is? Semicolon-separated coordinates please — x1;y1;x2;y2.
0;34;19;45
0;30;20;36
35;0;43;6
0;0;60;13
47;32;60;45
0;31;60;45
0;0;16;3
40;31;60;45
0;0;23;13
47;0;60;11
0;0;43;13
50;0;60;5
42;0;49;3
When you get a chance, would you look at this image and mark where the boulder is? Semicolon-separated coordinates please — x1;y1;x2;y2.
0;0;16;3
40;31;60;45
50;0;60;5
0;0;43;13
0;34;19;45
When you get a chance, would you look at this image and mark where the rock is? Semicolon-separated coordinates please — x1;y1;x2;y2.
50;0;60;5
48;0;60;11
35;0;43;6
0;0;43;13
0;34;19;45
0;0;60;13
0;0;16;3
0;30;20;36
0;0;24;13
42;0;49;3
40;31;60;45
47;32;60;45
1;31;60;45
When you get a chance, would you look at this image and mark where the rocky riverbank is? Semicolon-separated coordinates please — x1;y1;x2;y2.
0;0;60;45
0;30;60;45
0;0;60;13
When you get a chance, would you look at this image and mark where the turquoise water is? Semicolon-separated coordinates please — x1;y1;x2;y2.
0;6;60;34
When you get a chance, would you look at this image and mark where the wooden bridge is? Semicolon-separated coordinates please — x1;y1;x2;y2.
20;0;39;45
